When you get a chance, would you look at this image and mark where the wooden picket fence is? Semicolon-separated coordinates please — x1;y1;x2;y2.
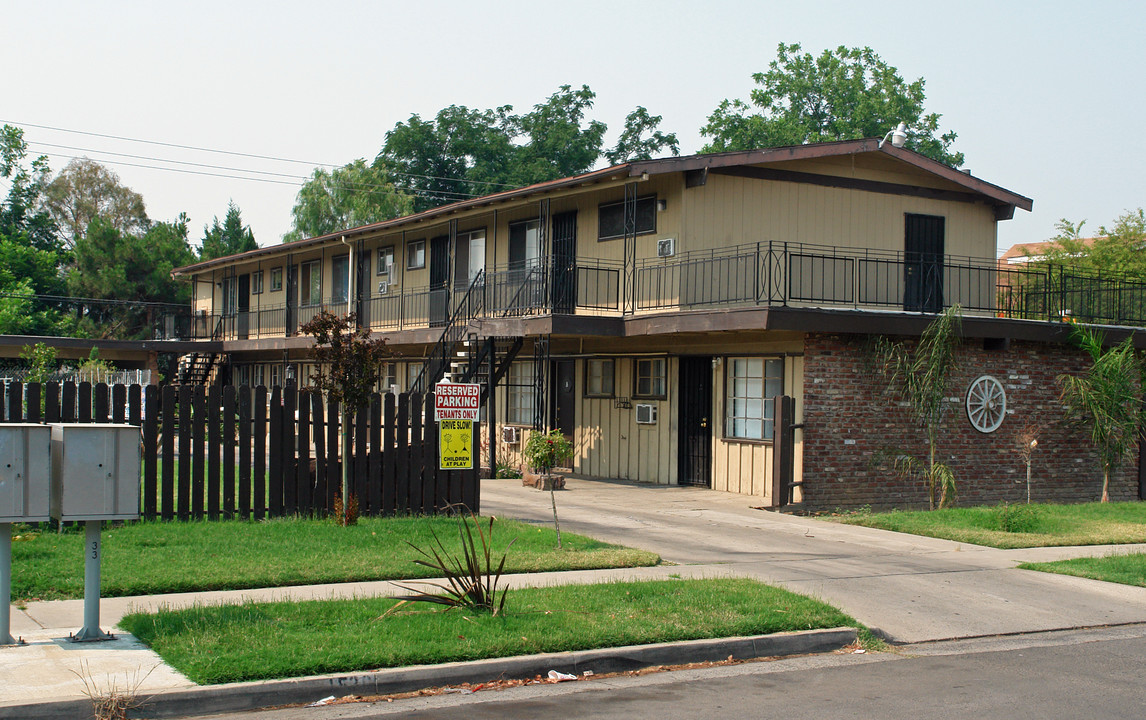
0;381;479;520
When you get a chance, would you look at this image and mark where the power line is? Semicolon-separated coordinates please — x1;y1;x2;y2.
6;119;521;188
0;291;186;310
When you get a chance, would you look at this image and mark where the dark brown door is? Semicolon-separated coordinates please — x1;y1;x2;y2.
237;274;250;339
678;357;712;487
550;360;575;436
904;214;944;313
286;265;298;335
551;211;577;313
430;235;450;326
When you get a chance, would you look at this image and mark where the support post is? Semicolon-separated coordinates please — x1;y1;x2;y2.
72;520;113;642
1;523;17;646
487;338;496;478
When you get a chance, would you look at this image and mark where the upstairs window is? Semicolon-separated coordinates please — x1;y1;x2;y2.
252;270;263;295
300;260;321;306
407;239;426;270
598;195;656;241
270;267;283;291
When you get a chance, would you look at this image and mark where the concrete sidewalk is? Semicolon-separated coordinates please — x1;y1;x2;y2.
5;476;1146;711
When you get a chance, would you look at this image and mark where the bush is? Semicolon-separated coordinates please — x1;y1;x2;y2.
995;502;1041;533
521;429;573;474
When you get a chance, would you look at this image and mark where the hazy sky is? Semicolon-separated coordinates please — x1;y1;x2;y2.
4;1;1144;255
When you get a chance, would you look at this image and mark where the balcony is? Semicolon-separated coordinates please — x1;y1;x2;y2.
159;241;1146;341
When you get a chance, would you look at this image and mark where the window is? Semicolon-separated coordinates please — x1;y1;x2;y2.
406;362;423;391
270;363;282;388
454;229;486;287
270;267;283;292
585;359;615;397
377;246;395;276
331;254;349;303
252;270;263;295
598;195;657;241
633;358;666;399
300;260;321;306
376;362;398;393
407;239;426;270
236;364;251;387
507;362;535;424
220;277;237;316
725;357;784;441
253;364;266;388
508;220;540;268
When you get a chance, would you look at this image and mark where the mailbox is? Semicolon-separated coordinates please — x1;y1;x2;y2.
50;424;140;521
0;424;52;523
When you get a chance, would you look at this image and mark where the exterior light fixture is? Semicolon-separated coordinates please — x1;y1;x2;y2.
879;122;908;149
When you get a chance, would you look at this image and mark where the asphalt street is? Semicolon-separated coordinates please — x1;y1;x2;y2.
184;625;1146;720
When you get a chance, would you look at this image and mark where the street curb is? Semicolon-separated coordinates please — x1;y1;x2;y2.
3;627;857;720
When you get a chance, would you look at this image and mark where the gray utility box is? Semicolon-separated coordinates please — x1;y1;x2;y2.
50;424;140;521
0;424;52;522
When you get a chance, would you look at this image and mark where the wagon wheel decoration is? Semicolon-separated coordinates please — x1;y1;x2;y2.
966;375;1006;433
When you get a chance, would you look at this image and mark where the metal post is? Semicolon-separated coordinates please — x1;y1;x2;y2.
1;523;16;646
72;520;112;642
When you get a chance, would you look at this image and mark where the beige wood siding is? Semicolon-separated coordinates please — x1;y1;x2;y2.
681;173;996;258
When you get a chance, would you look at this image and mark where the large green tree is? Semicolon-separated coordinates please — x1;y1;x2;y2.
45;157;150;248
0;125;66;334
68;214;196;338
376;85;678;214
1039;210;1146;278
701;43;963;167
200;200;257;260
283;159;413;242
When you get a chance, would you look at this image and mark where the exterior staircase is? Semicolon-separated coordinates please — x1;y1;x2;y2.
177;352;220;385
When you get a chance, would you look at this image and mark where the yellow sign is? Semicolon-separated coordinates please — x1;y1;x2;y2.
439;419;473;470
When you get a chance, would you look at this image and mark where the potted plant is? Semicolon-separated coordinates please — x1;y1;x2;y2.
521;429;573;491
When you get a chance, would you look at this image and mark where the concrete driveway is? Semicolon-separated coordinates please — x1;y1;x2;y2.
482;477;1146;643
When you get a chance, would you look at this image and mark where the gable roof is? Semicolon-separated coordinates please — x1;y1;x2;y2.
174;139;1032;276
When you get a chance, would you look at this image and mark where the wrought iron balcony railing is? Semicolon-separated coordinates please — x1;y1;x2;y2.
158;241;1146;340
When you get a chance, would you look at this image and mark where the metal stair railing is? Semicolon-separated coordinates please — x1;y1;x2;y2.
410;271;486;394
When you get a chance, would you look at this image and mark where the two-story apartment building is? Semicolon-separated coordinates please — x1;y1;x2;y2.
171;139;1146;510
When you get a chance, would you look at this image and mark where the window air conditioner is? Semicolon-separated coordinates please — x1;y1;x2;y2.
501;425;520;444
377;281;389;295
635;403;658;424
656;238;675;258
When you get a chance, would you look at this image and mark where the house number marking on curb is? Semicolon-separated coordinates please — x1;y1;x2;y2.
966;375;1006;433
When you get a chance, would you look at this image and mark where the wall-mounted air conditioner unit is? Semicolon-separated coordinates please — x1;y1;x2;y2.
635;403;658;425
501;426;521;444
656;238;675;258
377;281;389;295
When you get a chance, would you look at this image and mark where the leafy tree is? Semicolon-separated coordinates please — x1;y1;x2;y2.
68;215;196;338
45;158;149;248
605;107;681;164
875;306;963;509
0;125;59;253
376;85;678;214
283;159;413;242
1058;327;1145;502
701;43;963;167
0;125;66;334
512;84;607;184
1040;210;1146;278
301;310;391;524
19;342;58;383
200;201;257;260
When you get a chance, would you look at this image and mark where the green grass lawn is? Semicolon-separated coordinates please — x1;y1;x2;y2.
835;501;1146;549
1019;553;1146;588
119;578;867;684
10;516;659;602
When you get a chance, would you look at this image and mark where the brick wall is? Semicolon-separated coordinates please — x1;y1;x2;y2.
801;333;1141;510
